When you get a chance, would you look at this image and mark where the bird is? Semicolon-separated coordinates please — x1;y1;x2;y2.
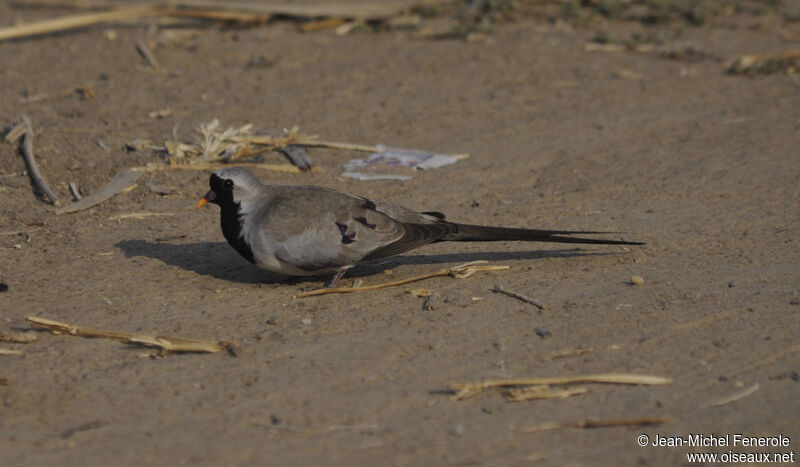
196;167;643;288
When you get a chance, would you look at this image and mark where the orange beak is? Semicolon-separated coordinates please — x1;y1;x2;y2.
196;190;216;209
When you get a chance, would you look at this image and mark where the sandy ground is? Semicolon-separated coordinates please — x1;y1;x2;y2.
1;1;799;465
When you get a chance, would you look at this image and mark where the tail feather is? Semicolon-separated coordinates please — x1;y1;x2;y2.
447;223;644;246
364;221;643;261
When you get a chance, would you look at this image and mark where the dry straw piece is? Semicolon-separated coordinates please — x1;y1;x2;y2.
27;316;237;356
295;261;510;298
0;1;420;42
517;417;669;433
0;332;38;344
707;383;760;407
449;373;672;401
505;385;588;402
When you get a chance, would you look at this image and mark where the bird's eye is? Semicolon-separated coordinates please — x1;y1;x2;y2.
223;179;234;191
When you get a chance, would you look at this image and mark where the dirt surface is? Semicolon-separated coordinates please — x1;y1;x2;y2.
1;1;799;465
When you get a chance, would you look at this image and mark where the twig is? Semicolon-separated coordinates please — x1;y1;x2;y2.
517;417;668;433
728;50;800;75
448;374;672;400
108;212;173;221
505;386;588;402
492;284;545;309
0;4;269;42
294;261;510;298
164;162;316;173
20;116;59;206
4;122;25;143
27;316;238;355
0;348;24;356
0;1;416;42
0;332;37;343
59;421;105;439
68;182;82;200
707;383;760;407
546;347;593;360
135;40;160;70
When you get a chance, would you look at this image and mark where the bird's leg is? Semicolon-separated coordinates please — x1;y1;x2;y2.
326;267;349;288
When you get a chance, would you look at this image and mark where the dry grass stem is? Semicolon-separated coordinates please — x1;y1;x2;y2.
517;417;669;433
300;17;346;32
135;39;160;70
546;348;593;360
505;386;588;401
0;332;38;344
728;50;800;75
27;316;237;356
161;162;315;173
707;383;760;407
4;122;25;143
0;1;418;41
108;212;174;221
449;373;672;400
407;288;434;298
0;348;24;356
20;116;60;206
492;284;545;309
60;421;105;439
294;261;510;298
165;121;378;167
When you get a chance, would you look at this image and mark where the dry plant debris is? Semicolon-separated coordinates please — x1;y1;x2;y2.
707;382;760;407
56;168;141;214
0;332;38;344
505;385;588;401
546;347;593;360
728;50;800;75
448;373;672;401
517;416;668;433
18;116;59;206
294;261;510;298
491;284;545;309
0;348;24;356
0;1;420;42
27;316;238;356
163;120;379;164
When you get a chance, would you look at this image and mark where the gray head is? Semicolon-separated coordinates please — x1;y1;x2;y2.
196;166;264;209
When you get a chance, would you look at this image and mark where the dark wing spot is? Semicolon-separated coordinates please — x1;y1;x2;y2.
354;217;376;229
335;221;356;244
422;211;446;220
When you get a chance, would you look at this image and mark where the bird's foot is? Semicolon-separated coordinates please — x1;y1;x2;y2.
326;268;349;288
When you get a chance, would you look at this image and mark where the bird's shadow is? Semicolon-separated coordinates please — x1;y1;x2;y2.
115;239;624;285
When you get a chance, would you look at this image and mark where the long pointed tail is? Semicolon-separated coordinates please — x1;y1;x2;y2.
446;223;644;246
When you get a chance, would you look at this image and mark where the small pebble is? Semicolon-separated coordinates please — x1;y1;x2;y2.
728;280;735;288
266;317;277;325
630;275;644;285
449;423;465;437
0;283;8;292
422;293;439;311
301;318;311;325
535;327;551;339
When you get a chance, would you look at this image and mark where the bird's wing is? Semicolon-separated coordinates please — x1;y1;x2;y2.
247;186;416;272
